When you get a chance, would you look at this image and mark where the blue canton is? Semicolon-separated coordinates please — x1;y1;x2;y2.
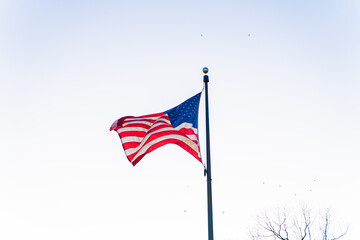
164;92;202;128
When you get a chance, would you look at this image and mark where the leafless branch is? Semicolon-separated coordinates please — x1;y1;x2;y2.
249;205;348;240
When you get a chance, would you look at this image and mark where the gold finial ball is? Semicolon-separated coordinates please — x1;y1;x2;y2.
203;67;209;74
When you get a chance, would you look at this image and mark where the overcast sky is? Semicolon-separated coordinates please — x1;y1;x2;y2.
1;1;359;240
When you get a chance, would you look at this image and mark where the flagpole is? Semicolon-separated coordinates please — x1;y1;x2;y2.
203;67;214;240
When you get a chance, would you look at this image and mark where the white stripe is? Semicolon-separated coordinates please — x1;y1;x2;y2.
131;134;200;162
117;127;148;133
122;116;162;127
121;136;143;144
186;134;198;141
174;122;198;134
122;120;153;127
154;117;171;124
124;116;160;122
149;119;171;129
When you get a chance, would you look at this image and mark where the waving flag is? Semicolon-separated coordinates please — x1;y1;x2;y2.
110;93;202;166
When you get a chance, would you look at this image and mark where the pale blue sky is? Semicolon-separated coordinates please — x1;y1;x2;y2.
1;1;359;239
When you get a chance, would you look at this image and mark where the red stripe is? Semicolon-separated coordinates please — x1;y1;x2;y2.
124;113;163;120
136;113;164;118
122;141;141;149
129;138;201;166
119;131;146;138
178;128;196;135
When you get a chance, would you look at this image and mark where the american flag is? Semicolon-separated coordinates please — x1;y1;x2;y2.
110;92;202;166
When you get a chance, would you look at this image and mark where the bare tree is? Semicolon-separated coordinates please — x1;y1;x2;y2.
249;205;348;240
